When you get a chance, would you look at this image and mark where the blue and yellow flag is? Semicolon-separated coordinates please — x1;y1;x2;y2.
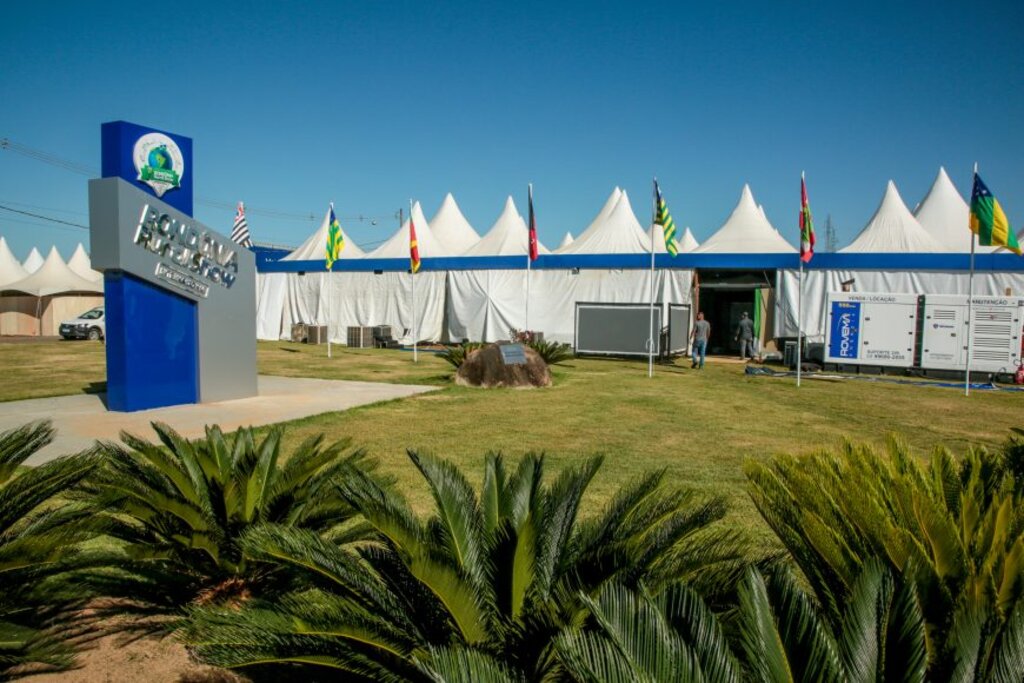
971;173;1020;255
654;180;678;257
325;204;344;270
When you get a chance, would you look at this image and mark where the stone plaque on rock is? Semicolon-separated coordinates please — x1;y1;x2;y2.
456;343;551;389
498;343;528;366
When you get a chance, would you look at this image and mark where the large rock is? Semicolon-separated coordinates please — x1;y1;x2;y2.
455;343;552;388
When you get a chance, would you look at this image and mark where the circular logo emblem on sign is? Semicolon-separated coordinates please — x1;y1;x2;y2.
133;133;185;198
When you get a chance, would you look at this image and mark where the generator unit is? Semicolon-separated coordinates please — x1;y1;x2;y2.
824;292;919;368
919;295;1024;373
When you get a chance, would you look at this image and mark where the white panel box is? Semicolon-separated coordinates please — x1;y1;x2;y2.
920;295;1024;373
824;292;919;367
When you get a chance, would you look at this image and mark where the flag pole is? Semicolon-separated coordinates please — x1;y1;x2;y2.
526;183;532;332
647;178;658;378
410;198;418;364
965;163;978;396
327;202;334;360
796;172;804;388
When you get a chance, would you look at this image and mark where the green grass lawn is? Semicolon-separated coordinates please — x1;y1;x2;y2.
3;338;1022;542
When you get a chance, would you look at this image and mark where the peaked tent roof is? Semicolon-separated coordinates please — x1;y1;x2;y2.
3;246;102;296
694;185;796;253
67;243;103;282
678;227;700;253
428;193;480;255
841;180;944;253
562;187;621;249
366;201;446;259
558;190;650;254
22;247;44;273
646;224;681;254
0;237;28;288
282;207;365;261
557;232;574;249
914;167;995;253
462;197;549;257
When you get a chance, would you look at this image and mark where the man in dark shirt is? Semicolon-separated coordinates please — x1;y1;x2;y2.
735;311;755;360
690;312;710;369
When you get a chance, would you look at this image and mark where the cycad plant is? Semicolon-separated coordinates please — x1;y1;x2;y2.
77;422;377;622
746;436;1024;673
187;451;749;681
0;421;96;677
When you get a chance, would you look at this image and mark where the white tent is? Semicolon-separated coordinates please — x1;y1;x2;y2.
694;185;796;253
367;202;446;258
0;237;28;288
462;197;549;257
556;187;620;252
3;246;102;296
646;224;681;254
557;232;574;249
282;207;365;261
22;247;44;274
840;180;944;253
66;243;103;282
428;193;480;255
557;190;649;254
914;167;994;253
678;227;700;253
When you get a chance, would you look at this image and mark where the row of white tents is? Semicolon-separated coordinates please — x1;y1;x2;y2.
0;239;103;336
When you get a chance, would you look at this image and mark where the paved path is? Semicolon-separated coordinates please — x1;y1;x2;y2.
1;375;437;465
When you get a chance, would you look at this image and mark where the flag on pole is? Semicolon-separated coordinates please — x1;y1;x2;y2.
800;174;814;262
528;185;539;261
654;180;678;256
325;203;344;270
409;213;421;273
230;202;253;248
970;173;1020;254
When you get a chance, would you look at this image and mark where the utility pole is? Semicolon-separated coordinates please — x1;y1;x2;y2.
825;213;837;252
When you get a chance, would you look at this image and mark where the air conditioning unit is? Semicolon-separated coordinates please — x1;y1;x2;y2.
290;323;308;343
306;325;328;345
347;326;374;348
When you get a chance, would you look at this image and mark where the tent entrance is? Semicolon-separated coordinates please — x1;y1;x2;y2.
694;270;775;356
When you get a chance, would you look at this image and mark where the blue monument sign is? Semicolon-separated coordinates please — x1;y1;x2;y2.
88;121;257;412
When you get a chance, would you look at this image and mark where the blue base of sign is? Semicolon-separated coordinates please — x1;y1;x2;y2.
104;271;199;412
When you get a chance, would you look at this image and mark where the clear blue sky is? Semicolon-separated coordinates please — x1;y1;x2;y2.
1;0;1022;260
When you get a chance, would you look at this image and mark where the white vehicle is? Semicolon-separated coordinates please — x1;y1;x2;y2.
59;306;105;341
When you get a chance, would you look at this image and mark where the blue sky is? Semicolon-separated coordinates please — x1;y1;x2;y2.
1;0;1022;260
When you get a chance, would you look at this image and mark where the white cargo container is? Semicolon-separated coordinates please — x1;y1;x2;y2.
920;295;1024;373
824;292;919;368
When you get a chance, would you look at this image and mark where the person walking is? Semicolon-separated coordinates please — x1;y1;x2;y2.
690;311;710;369
735;311;755;361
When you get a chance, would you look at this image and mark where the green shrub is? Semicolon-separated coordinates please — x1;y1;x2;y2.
525;339;574;365
439;341;485;369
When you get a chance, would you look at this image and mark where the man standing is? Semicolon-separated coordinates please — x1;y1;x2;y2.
690;311;710;369
735;311;755;361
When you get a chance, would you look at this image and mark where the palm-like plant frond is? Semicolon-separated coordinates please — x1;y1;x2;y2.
74;422;378;619
0;421;97;677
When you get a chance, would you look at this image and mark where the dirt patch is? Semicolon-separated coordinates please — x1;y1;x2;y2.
22;634;248;683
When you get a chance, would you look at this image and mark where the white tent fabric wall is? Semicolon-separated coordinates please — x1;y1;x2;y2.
67;243;103;282
694;185;796;253
282;207;365;261
914;167;997;253
429;193;480;254
277;270;447;345
446;269;694;345
0;237;28;287
773;268;1024;342
22;247;44;274
840;180;944;252
255;272;288;340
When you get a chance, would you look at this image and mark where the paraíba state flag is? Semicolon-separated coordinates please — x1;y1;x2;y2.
325;203;344;270
654;180;678;257
230;202;253;248
800;174;814;263
409;214;421;273
970;173;1020;255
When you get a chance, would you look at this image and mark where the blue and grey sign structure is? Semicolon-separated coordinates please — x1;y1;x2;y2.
89;121;256;412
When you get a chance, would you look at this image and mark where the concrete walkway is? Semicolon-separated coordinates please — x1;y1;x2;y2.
2;375;437;465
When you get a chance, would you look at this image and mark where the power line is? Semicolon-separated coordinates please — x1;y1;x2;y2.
0;203;88;229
